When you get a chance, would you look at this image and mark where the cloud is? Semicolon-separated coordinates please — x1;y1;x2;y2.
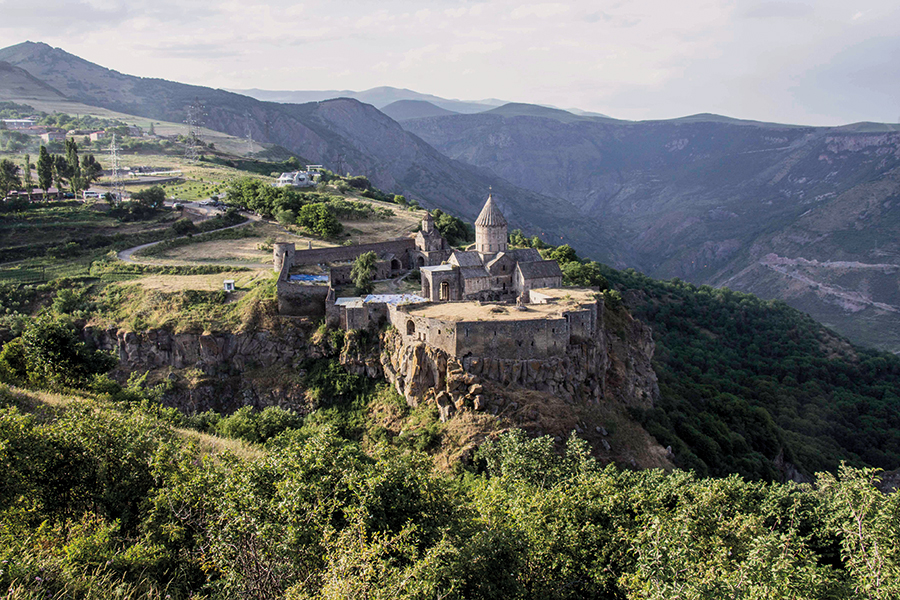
0;0;131;32
0;0;897;125
741;1;815;19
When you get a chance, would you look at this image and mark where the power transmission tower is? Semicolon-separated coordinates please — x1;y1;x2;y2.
108;134;124;204
184;98;204;161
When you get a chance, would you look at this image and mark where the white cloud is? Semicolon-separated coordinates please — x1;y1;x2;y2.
0;0;898;125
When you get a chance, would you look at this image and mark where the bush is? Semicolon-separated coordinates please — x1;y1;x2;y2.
171;217;198;235
17;315;117;388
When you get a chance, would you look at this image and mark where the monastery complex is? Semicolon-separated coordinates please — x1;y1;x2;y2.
274;195;603;364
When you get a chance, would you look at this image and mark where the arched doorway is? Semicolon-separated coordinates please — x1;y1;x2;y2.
417;256;425;268
407;320;416;335
440;281;450;301
391;258;402;274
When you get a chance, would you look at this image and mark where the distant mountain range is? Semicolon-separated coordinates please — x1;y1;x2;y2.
4;41;900;352
229;86;506;114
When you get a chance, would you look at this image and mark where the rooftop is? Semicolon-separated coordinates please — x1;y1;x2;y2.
404;287;598;322
474;194;507;228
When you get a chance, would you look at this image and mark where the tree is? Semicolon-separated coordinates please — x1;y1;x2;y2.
351;251;378;295
22;154;33;194
19;315;117;388
298;203;342;238
65;138;83;195
0;158;21;200
81;154;103;188
562;261;608;290
131;185;166;209
37;145;53;198
53;154;70;193
431;209;472;246
509;229;529;247
548;244;578;266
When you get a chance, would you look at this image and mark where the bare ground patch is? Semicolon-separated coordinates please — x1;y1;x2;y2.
130;270;273;294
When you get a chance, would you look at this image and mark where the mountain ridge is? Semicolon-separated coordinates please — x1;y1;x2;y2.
0;41;596;254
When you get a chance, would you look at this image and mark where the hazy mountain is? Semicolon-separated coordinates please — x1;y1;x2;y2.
0;42;592;253
402;110;900;351
381;100;457;121
481;102;621;124
229;85;502;114
0;60;65;102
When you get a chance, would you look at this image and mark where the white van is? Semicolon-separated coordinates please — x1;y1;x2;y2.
83;190;102;199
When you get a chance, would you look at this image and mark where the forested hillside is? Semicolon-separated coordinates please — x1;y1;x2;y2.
602;266;900;479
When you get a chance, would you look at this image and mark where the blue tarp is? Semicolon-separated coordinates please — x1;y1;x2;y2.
290;274;329;282
364;294;428;305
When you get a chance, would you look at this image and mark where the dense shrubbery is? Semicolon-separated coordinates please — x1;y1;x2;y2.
224;176;396;238
430;209;473;247
0;315;116;388
1;390;898;600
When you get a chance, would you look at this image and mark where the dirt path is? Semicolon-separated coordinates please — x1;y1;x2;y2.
116;212;269;268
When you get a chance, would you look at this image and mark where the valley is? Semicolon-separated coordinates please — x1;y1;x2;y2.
1;39;900;598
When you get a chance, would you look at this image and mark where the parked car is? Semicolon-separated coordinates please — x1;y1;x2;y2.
173;203;184;210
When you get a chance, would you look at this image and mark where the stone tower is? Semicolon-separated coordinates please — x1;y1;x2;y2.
273;242;296;274
422;211;435;233
474;194;507;258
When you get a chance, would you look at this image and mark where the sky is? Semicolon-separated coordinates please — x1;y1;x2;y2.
0;0;899;126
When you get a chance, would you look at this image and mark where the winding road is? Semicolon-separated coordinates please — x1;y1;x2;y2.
116;204;269;268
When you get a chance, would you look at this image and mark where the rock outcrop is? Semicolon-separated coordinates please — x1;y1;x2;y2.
82;323;335;413
380;308;658;421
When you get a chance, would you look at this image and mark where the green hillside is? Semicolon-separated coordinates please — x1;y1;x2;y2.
602;266;900;479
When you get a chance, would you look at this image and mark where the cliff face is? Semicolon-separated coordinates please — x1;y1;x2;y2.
378;306;659;421
83;323;332;414
82;303;668;469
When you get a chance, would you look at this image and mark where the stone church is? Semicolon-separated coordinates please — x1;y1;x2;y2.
420;194;563;303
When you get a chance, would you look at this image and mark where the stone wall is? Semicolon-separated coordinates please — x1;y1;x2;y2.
380;303;659;420
329;260;395;287
274;242;295;273
456;318;569;360
390;305;458;355
290;238;416;267
276;281;330;317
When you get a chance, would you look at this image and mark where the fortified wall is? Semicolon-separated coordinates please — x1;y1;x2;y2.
378;288;659;420
288;238;417;269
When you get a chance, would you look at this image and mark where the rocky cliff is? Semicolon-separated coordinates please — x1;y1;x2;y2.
378;305;659;422
83;304;670;469
83;322;332;414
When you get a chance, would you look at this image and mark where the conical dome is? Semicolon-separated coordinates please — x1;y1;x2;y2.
475;194;507;228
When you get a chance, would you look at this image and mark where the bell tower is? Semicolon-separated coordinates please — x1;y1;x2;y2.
474;193;508;259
